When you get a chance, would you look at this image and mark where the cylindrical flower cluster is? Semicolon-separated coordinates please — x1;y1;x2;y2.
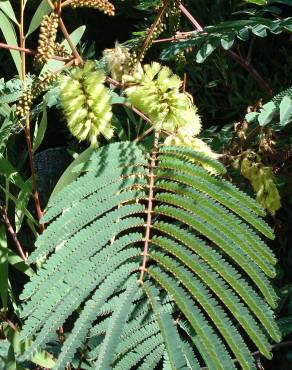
70;0;115;16
241;154;281;215
59;61;113;147
16;73;58;118
34;13;59;67
123;62;201;135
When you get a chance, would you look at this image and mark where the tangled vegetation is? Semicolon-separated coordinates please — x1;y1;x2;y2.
0;0;291;369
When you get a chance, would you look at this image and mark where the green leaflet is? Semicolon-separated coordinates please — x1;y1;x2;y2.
144;282;189;370
95;280;138;370
161;17;292;63
155;180;276;264
154;204;277;307
153;223;280;340
148;267;236;370
149;251;259;367
20;141;279;369
156;191;275;277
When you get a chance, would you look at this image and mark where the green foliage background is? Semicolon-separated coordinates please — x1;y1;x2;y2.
0;0;292;369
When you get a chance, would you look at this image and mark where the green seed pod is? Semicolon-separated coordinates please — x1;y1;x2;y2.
59;61;113;147
123;62;201;135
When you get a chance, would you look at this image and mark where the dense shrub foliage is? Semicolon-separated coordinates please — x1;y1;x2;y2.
0;0;291;369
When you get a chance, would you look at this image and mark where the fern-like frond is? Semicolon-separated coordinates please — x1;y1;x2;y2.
150;250;258;368
156;191;275;277
95;279;139;370
155;179;276;265
144;282;189;370
148;266;237;370
159;145;226;174
19;140;280;369
155;204;276;307
152;222;280;341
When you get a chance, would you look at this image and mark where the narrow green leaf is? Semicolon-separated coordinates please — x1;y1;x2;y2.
0;10;21;76
41;26;86;73
7;250;34;277
144;282;189;370
33;106;48;153
95;280;138;370
0;225;8;310
0;155;25;189
0;1;18;24
50;146;92;198
26;0;51;36
15;178;32;233
279;96;292;127
245;0;268;5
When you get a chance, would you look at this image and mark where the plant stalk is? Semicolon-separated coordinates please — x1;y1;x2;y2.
0;206;27;261
19;0;44;233
176;2;273;97
0;42;71;61
138;0;169;62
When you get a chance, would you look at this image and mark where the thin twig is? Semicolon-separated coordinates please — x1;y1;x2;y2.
106;76;124;88
19;0;45;233
112;102;152;125
247;36;255;65
138;0;169;62
176;1;203;31
47;0;83;65
178;2;273;97
134;127;154;143
227;49;273;97
0;313;19;332
59;17;83;65
0;206;27;261
0;42;72;61
53;58;75;74
152;34;192;44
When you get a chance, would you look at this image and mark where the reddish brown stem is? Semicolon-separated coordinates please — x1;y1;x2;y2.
138;0;169;62
226;49;273;97
106;76;124;89
178;2;273;97
24;116;45;232
113;102;152;125
0;312;19;332
47;0;83;65
134;127;154;143
18;1;44;233
0;206;27;261
138;131;160;285
58;17;83;65
176;2;203;31
0;42;70;61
